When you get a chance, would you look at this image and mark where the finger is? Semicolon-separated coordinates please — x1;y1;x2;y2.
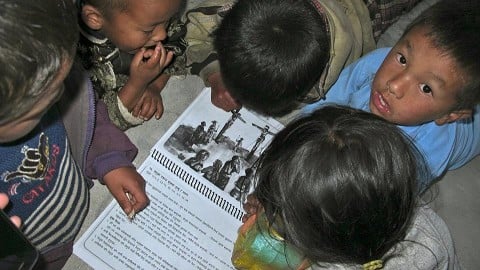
131;48;147;66
247;194;260;207
9;216;22;228
139;97;153;120
132;100;144;117
115;191;136;216
0;193;9;208
141;104;155;121
142;49;153;59
243;201;256;214
155;99;164;120
241;213;251;223
160;51;174;68
127;187;150;213
145;43;162;66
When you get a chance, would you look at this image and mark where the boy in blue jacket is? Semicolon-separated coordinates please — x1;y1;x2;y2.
304;0;480;187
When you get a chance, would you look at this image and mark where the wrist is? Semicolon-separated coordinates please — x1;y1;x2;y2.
118;81;147;110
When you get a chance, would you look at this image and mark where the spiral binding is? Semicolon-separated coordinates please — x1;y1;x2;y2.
151;149;244;221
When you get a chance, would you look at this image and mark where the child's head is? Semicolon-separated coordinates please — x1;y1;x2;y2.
370;0;480;126
0;0;78;143
213;0;330;116
254;106;421;265
79;0;181;54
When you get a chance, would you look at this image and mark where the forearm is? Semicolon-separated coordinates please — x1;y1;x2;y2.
148;73;171;93
117;79;148;111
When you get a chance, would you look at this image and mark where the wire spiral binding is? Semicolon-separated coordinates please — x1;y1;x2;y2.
151;149;244;221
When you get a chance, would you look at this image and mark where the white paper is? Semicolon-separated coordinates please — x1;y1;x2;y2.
74;88;283;269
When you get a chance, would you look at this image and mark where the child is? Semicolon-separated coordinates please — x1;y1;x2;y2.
183;0;423;117
233;106;459;269
76;0;187;130
304;0;480;186
0;0;148;268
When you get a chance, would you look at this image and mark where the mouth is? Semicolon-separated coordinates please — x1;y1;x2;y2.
371;91;390;114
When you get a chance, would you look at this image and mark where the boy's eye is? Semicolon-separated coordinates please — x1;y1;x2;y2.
143;30;153;35
420;83;432;94
395;53;407;65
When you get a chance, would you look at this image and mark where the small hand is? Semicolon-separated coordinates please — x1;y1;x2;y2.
130;42;174;85
103;167;150;217
0;193;21;228
131;87;164;120
208;72;241;112
131;73;169;120
242;194;261;223
119;43;174;110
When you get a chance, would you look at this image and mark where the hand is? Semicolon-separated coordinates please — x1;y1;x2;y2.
131;73;169;120
208;72;241;112
242;194;261;223
103;167;150;216
0;193;21;228
131;86;164;120
119;43;174;110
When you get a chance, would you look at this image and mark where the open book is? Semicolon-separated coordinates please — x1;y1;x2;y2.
73;88;283;269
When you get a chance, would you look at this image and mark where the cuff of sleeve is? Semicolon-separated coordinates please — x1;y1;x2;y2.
117;95;144;125
92;151;136;182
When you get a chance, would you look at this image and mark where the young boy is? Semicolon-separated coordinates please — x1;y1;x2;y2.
0;0;148;268
77;0;187;130
183;0;423;117
304;0;480;186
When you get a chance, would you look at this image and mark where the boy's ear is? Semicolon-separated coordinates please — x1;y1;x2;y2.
434;109;472;125
81;4;104;30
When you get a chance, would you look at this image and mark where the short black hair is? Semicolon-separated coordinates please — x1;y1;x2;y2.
0;0;78;124
214;0;330;116
81;0;128;18
404;0;480;109
255;105;425;265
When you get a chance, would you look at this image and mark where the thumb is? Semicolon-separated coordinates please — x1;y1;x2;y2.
113;191;135;216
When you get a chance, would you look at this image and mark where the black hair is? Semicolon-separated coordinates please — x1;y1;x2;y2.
254;105;425;265
213;0;330;116
81;0;128;18
0;0;78;124
403;0;480;109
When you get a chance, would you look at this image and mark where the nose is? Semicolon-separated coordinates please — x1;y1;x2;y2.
151;25;167;43
387;72;409;99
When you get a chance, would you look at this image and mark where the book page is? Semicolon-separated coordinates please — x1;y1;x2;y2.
74;88;283;269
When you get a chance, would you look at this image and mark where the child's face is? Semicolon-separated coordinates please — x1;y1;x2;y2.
100;0;180;54
0;59;72;143
370;26;466;126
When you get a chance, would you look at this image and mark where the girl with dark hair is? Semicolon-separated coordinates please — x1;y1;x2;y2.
232;106;459;269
